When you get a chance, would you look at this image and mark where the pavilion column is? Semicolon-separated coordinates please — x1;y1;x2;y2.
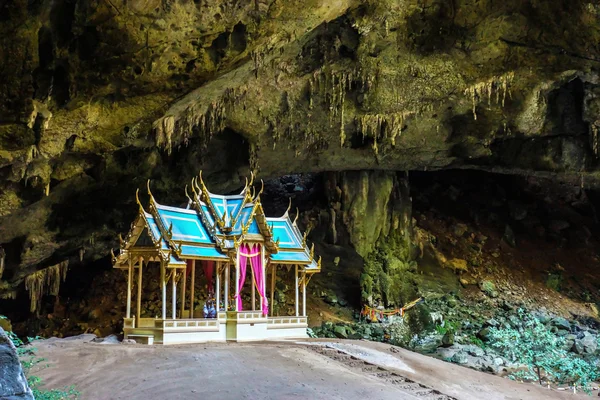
224;263;229;311
126;258;133;319
215;262;220;313
302;271;307;317
180;265;187;318
172;270;177;319
270;264;276;317
136;257;143;327
161;261;166;320
294;265;299;317
189;260;196;318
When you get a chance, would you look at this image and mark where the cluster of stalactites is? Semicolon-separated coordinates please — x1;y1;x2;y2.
24;260;69;313
269;68;375;149
355;111;414;155
464;71;515;120
154;87;248;154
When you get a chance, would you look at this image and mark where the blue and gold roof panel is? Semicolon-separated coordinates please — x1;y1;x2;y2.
179;245;228;259
268;218;303;250
155;205;212;244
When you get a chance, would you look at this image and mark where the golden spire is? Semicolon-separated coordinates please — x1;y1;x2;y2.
284;198;292;217
135;188;144;212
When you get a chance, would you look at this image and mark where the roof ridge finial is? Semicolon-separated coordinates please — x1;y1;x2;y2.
249;171;255;187
293;208;299;225
284;198;292;217
256;179;264;200
185;184;193;203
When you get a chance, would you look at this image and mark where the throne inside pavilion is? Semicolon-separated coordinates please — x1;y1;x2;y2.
111;172;321;345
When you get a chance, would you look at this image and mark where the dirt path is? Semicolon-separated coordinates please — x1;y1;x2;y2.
32;336;588;400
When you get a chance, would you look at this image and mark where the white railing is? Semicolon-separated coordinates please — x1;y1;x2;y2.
227;311;267;324
160;319;219;332
267;317;308;329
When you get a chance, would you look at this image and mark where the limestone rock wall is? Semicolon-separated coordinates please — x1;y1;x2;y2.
0;328;34;400
2;0;600;300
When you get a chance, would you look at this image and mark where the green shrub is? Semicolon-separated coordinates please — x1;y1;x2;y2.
487;309;599;391
546;273;561;292
480;280;497;297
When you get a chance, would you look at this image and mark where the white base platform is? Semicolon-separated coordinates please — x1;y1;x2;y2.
123;312;308;345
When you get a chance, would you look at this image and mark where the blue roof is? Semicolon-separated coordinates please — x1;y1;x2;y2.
125;183;319;269
268;218;303;250
155;205;212;244
179;245;228;259
144;213;169;250
169;255;186;266
270;250;311;263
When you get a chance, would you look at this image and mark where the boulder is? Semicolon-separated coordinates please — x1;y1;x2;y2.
503;225;516;247
451;351;469;364
448;258;468;273
0;328;34;400
441;331;455;347
466;344;485;357
453;223;468;237
551;317;571;331
333;325;348;339
573;332;597;355
477;327;491;341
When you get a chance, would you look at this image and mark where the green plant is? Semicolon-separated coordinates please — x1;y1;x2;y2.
469;335;484;348
487;309;599;391
480;280;497;297
546;273;562;292
1;315;79;399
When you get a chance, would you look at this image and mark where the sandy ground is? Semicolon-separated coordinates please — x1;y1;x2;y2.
32;336;589;400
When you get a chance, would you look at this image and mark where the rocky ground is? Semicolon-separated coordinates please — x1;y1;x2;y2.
31;335;588;400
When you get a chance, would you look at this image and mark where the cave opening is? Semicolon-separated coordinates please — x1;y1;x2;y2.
3;168;600;340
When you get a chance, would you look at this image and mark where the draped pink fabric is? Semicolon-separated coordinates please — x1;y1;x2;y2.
249;244;268;316
203;260;215;291
236;246;248;311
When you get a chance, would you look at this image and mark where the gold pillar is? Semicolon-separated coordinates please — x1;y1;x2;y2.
190;260;196;318
136;257;143;327
270;264;276;317
180;265;187;318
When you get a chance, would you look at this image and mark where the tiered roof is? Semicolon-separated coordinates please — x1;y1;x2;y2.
113;172;321;272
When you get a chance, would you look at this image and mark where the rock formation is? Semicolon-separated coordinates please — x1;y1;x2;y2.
1;0;600;305
0;328;34;400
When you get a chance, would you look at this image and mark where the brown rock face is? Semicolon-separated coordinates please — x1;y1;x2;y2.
1;0;600;295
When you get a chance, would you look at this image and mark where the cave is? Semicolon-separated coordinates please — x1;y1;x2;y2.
2;0;600;396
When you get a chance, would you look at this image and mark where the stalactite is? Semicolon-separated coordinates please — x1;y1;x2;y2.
591;123;599;158
79;248;85;262
0;247;5;280
356;111;414;151
463;72;515;120
25;260;69;313
0;291;16;300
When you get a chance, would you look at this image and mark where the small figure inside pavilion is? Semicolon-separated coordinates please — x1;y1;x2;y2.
112;172;321;344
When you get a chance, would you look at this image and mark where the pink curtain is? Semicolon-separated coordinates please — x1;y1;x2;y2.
185;259;193;276
236;246;248;310
203;261;215;293
249;244;268;316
